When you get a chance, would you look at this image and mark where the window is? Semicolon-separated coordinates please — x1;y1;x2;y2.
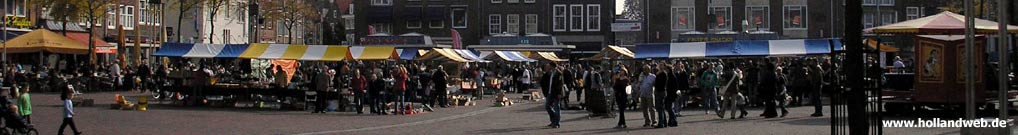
906;7;920;20
553;5;567;31
508;0;518;3
746;6;769;30
491;0;501;3
864;13;874;28
452;8;467;28
345;19;354;30
881;12;897;26
671;7;694;30
569;4;584;31
5;0;25;17
123;6;135;29
525;14;538;34
407;21;422;29
783;6;806;29
370;23;392;34
863;0;876;5
371;0;392;6
708;7;731;30
106;7;116;28
430;20;444;28
587;4;600;31
507;14;519;34
349;4;355;15
880;0;894;6
489;15;502;34
524;0;535;3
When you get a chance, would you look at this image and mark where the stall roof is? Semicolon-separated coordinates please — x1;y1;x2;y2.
534;52;568;62
155;43;352;61
454;49;489;62
634;39;838;59
417;48;470;62
350;46;399;60
483;51;536;62
582;46;634;60
3;29;89;54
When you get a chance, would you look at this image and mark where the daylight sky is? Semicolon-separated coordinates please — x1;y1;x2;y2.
615;0;625;15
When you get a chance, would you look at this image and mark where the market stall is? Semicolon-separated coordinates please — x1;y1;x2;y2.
634;39;840;59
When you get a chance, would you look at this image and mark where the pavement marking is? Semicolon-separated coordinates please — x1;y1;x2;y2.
293;103;525;135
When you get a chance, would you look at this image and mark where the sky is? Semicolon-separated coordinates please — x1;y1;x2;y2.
615;0;625;15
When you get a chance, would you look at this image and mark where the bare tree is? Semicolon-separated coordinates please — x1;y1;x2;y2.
263;0;318;44
75;0;117;66
204;0;229;44
622;0;643;20
46;0;81;35
173;0;205;42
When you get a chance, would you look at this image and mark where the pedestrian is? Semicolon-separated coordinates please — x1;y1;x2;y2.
17;84;31;124
311;65;331;113
59;84;82;135
758;60;780;118
700;64;720;115
776;67;790;117
719;65;748;119
668;62;688;126
352;69;367;114
369;73;386;115
392;66;408;115
432;66;449;108
561;65;574;108
541;63;565;128
636;65;657;127
521;67;532;93
809;62;825;117
653;64;670;128
612;67;631;128
576;66;587;103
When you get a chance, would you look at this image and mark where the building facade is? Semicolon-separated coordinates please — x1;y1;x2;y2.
354;0;613;55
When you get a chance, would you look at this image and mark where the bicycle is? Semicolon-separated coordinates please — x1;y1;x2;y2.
0;126;38;135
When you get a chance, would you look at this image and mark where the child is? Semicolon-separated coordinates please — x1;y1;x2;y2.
17;84;30;124
59;85;81;135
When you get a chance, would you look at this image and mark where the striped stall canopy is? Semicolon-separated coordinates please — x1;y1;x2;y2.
417;48;471;62
396;48;423;60
533;52;568;62
483;51;536;62
154;43;352;61
349;46;399;60
454;49;489;62
635;39;838;59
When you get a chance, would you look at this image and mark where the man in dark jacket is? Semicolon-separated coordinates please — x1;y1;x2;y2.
667;62;689;126
653;64;670;128
432;66;449;108
758;60;779;118
368;73;387;115
311;65;331;113
541;63;565;128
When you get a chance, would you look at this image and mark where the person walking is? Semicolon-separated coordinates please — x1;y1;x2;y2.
776;67;790;117
700;64;720;115
432;66;449;108
17;84;31;123
719;65;749;119
541;63;565;128
612;67;631;128
758;61;780;118
636;65;657;127
809;62;825;117
59;84;81;135
653;64;670;128
352;69;367;114
521;67;532;94
667;62;688;126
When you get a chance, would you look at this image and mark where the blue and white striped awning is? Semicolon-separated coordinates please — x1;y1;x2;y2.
454;49;489;62
481;51;536;62
635;39;840;59
153;43;251;58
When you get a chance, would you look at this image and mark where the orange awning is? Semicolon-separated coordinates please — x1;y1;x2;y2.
864;39;901;52
3;29;89;54
64;32;110;47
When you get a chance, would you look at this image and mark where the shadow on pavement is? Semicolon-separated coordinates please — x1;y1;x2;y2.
469;126;549;134
779;117;830;126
